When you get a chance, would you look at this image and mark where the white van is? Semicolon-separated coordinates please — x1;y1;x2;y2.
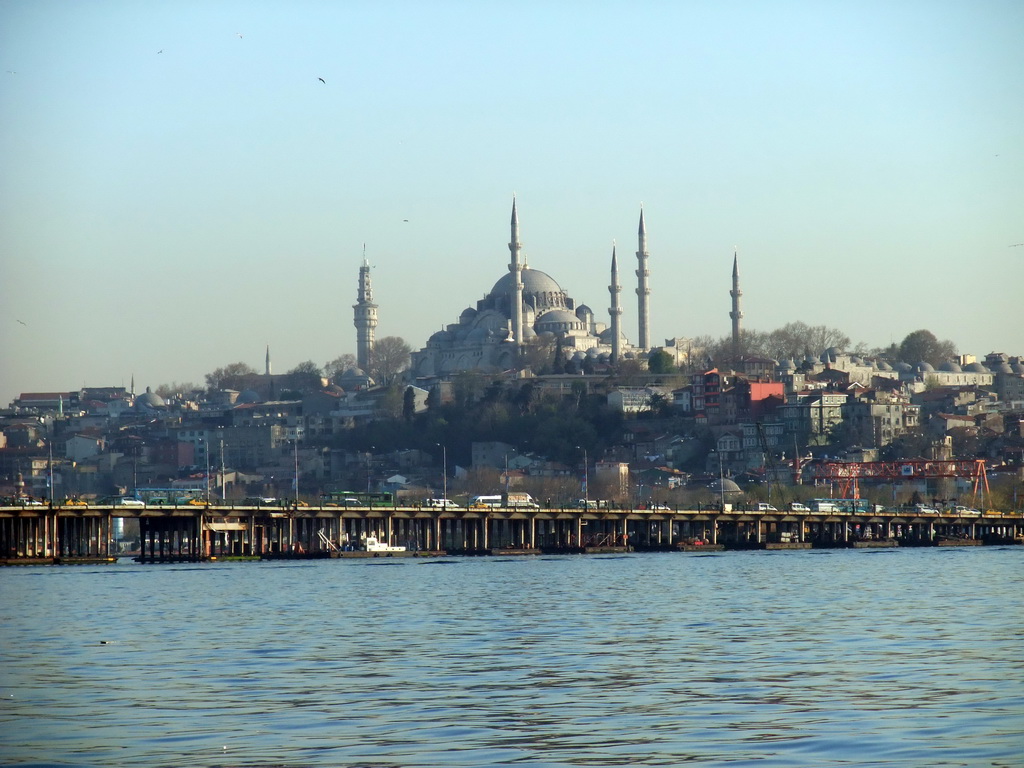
425;498;459;509
755;503;778;512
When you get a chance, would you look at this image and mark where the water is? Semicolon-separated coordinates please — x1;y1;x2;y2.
1;547;1022;767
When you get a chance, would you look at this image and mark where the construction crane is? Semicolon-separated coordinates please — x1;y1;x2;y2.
808;459;990;506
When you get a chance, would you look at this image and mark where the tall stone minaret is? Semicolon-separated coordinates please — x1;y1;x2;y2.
635;207;651;351
608;244;622;364
265;344;272;376
730;250;743;353
353;248;378;372
508;197;525;353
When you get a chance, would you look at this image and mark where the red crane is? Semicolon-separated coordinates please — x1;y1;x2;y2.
809;459;989;503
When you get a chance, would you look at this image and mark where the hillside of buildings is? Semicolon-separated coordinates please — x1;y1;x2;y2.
2;346;1023;512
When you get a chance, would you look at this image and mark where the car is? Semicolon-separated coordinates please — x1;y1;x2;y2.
755;503;778;512
648;503;672;510
952;505;980;515
62;498;88;506
14;497;44;506
913;503;939;514
788;502;810;512
112;497;145;508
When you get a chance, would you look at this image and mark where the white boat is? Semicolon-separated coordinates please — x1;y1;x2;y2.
362;536;406;552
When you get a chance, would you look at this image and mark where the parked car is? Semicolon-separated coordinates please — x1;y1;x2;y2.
754;503;778;512
788;502;810;512
15;497;44;506
914;503;939;514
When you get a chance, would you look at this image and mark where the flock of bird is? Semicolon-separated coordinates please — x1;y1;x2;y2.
151;32;327;85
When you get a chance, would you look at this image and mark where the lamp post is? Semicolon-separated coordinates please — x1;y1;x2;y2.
577;445;589;504
437;443;447;502
205;441;211;504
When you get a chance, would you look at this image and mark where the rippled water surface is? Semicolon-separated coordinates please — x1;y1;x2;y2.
2;547;1023;767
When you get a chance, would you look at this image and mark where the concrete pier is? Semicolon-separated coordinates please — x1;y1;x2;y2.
1;503;1021;564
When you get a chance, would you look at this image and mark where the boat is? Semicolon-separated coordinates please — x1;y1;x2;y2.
361;536;406;553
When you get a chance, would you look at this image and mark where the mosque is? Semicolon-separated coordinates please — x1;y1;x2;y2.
355;199;657;382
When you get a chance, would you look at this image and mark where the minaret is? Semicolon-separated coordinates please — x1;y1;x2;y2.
730;250;743;354
635;207;651;351
265;344;272;376
508;197;525;354
353;247;378;372
608;244;622;364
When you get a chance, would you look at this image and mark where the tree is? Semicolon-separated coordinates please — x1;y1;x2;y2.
369;336;412;386
897;329;957;367
647;349;675;374
288;360;323;377
205;362;257;390
764;322;851;361
402;386;416;421
324;353;357;379
154;381;201;399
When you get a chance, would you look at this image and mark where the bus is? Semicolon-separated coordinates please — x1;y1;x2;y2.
320;491;395;508
136;487;205;505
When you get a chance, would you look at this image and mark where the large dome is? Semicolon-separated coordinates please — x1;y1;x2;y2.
490;267;566;308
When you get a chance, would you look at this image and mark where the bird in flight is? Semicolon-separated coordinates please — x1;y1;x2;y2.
1010;243;1024;247
16;319;26;326
157;49;163;54
318;77;326;84
236;33;243;39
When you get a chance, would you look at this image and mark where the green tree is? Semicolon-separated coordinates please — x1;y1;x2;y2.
897;329;957;367
647;349;675;374
402;386;416;421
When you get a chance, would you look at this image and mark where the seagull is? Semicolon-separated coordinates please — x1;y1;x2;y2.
157;49;163;54
318;77;326;84
16;319;26;326
403;219;409;222
1010;243;1024;248
236;33;243;39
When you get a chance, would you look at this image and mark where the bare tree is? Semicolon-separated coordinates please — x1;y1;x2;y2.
205;362;257;390
324;353;357;379
369;336;412;386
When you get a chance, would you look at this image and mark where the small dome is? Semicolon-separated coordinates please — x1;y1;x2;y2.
135;387;165;409
938;361;962;373
708;477;742;494
536;309;584;334
964;362;987;373
995;362;1013;374
236;389;262;404
916;362;935;372
896;362;913;372
875;360;892;371
779;358;796;371
1011;361;1024;374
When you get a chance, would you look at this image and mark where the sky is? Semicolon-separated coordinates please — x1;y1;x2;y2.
1;0;1022;405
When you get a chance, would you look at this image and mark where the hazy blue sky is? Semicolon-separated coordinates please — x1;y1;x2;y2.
2;0;1021;405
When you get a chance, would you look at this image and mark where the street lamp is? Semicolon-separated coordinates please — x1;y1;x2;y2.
577;445;589;504
437;443;447;501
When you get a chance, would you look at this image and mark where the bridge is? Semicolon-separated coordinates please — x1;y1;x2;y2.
2;502;1021;564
